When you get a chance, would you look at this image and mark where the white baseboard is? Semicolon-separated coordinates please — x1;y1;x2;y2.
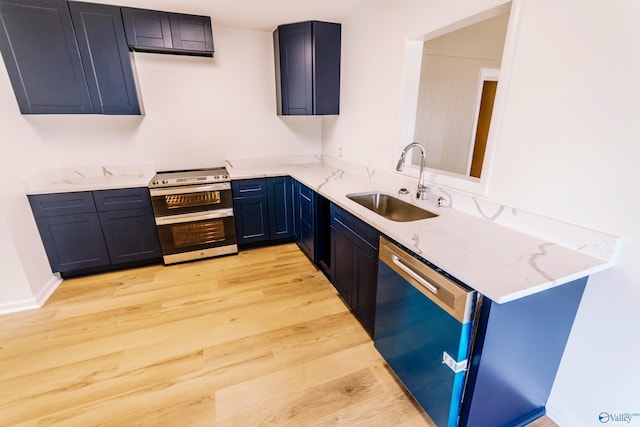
546;401;582;427
34;273;63;306
0;298;40;315
0;274;62;315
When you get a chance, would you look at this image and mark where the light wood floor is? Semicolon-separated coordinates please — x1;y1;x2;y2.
0;243;556;426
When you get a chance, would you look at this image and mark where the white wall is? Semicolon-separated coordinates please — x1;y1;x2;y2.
491;1;640;424
0;26;322;309
2;0;638;422
329;0;640;424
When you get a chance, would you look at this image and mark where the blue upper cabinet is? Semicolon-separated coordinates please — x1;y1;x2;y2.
274;21;341;115
0;0;93;114
0;0;140;115
68;2;140;115
169;13;214;54
121;7;214;57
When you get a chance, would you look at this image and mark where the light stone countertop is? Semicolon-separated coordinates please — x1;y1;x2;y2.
225;156;618;304
23;165;157;195
22;158;618;304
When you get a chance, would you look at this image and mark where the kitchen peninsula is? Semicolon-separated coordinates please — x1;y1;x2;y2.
224;155;617;303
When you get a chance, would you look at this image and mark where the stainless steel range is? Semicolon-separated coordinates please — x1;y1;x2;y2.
148;167;237;264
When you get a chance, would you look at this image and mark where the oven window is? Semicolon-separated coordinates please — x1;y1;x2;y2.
151;186;233;217
165;191;221;209
172;219;226;248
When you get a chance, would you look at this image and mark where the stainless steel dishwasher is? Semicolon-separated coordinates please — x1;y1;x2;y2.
374;236;478;427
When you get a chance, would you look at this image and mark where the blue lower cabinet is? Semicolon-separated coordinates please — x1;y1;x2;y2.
267;176;293;242
329;202;379;336
234;195;270;244
99;208;162;264
293;180;315;260
29;188;161;277
459;277;588;426
232;177;293;247
34;212;111;274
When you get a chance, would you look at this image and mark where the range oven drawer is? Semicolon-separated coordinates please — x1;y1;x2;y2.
150;182;233;217
156;214;237;264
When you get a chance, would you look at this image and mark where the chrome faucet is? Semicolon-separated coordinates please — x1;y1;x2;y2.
396;142;429;200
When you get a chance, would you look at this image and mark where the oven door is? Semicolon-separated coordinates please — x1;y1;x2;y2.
150;182;233;217
155;210;237;264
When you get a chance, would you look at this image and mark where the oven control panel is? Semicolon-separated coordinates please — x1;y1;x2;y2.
149;168;230;188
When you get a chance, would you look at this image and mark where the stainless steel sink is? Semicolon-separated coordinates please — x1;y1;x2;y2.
346;192;438;222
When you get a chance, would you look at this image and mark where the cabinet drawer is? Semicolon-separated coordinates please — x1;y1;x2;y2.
29;192;96;217
298;183;314;201
232;178;267;198
330;203;379;254
93;188;151;212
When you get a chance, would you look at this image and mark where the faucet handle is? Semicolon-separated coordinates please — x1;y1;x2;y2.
437;195;450;208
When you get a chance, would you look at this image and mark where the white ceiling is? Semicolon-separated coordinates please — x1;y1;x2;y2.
96;0;373;31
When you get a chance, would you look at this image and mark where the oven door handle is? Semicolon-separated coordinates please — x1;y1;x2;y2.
155;208;234;225
150;182;231;196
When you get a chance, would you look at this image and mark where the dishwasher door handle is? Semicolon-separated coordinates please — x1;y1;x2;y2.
391;254;439;295
378;236;476;323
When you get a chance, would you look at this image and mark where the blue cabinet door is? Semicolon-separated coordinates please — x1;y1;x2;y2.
121;7;172;50
68;2;140;115
233;196;269;245
0;0;93;114
297;182;315;260
99;208;161;264
330;225;354;303
274;21;313;115
34;212;110;274
312;21;341;115
266;176;293;241
352;247;378;334
168;13;213;54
